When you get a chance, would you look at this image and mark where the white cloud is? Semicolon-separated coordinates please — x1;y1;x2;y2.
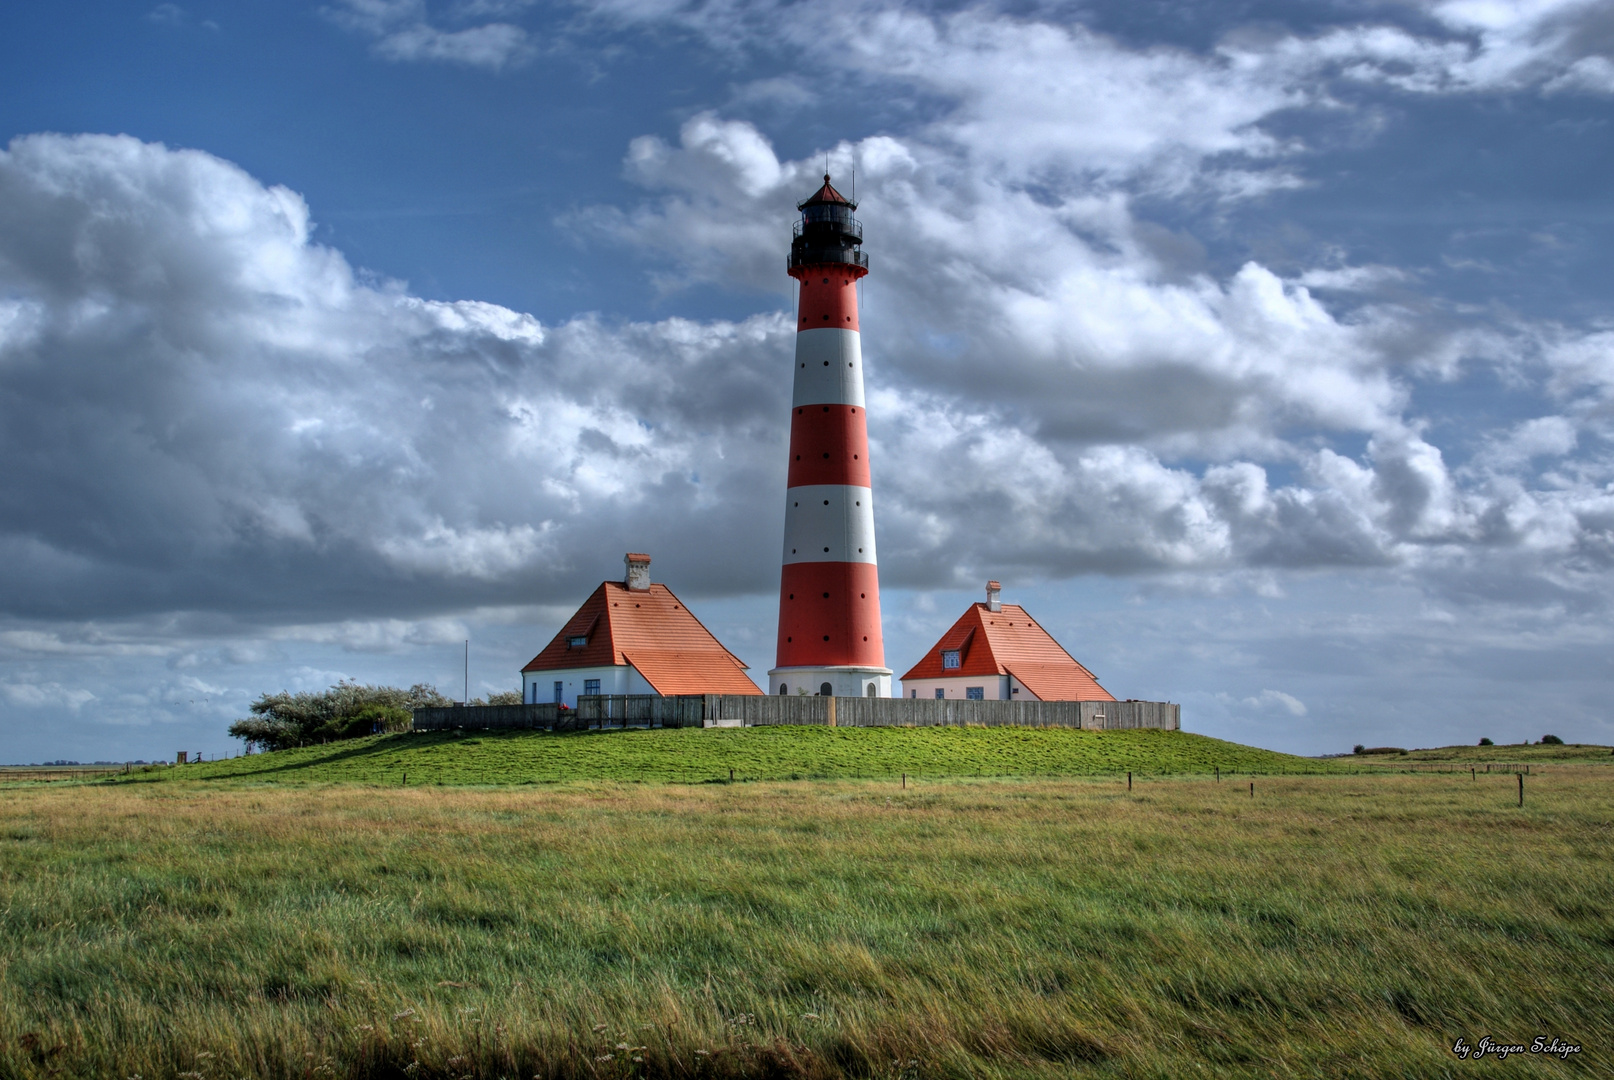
268;617;471;652
5;129;1612;636
1245;688;1308;716
1467;415;1579;474
1;681;97;711
595;118;1414;453
325;0;534;69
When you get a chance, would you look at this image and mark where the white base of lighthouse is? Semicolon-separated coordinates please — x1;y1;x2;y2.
769;666;893;698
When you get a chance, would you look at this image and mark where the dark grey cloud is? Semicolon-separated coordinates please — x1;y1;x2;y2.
0;134;799;621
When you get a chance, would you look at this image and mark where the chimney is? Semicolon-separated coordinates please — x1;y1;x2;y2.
624;552;652;591
985;580;1002;613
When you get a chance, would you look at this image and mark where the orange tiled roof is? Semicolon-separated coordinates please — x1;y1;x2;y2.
899;603;1115;701
621;649;760;696
522;582;762;695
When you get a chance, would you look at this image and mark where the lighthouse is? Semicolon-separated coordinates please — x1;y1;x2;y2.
768;175;892;699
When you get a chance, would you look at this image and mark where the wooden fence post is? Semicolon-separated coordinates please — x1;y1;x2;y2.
1518;773;1523;808
1127;771;1132;791
1249;781;1254;799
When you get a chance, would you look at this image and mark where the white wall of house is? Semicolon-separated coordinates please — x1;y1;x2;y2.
521;664;656;708
898;674;1021;701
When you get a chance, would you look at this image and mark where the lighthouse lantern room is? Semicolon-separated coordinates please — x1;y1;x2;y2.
769;175;892;699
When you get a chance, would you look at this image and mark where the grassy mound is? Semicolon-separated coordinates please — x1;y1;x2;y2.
128;725;1348;787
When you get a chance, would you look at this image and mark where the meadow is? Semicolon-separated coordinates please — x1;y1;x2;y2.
128;726;1350;787
1;752;1609;1078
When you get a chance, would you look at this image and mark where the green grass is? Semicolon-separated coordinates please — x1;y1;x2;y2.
122;726;1350;787
1389;743;1614;764
1;771;1608;1078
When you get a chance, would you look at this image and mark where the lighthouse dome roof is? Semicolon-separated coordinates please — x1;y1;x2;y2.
797;174;856;211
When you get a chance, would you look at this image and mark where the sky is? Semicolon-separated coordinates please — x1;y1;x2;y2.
2;0;1613;762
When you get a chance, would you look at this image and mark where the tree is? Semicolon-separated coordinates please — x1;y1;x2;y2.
229;682;451;752
1540;734;1564;745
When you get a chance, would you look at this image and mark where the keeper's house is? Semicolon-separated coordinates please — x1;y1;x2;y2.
900;581;1116;702
520;553;763;707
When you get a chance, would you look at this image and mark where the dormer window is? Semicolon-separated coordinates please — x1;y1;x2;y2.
568;635;587;648
942;649;960;669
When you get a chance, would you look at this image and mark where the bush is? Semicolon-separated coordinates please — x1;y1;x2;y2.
1540;734;1564;745
229;682;450;752
1479;737;1493;746
1353;745;1365;754
456;690;523;706
1356;747;1407;756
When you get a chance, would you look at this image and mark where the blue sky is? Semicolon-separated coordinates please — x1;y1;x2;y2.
2;0;1613;761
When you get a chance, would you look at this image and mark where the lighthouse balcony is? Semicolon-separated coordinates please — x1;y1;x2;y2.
793;217;862;243
788;247;869;272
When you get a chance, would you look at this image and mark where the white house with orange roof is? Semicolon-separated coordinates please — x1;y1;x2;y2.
899;581;1116;702
520;554;764;707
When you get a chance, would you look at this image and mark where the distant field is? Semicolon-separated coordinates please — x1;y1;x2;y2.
1;771;1608;1078
1393;743;1614;763
109;726;1352;787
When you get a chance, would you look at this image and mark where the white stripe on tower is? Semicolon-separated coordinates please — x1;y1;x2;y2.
790;328;865;408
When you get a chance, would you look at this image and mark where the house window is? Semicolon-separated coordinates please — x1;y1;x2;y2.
966;687;984;700
584;679;600;696
910;689;917;699
942;650;960;669
553;681;563;704
569;636;587;648
934;688;945;699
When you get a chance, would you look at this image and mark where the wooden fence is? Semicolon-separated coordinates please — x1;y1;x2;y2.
576;695;706;728
0;767;123;783
414;696;1178;732
1363;762;1534;774
412;703;565;732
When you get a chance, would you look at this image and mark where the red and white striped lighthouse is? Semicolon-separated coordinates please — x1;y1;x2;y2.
768;175;891;699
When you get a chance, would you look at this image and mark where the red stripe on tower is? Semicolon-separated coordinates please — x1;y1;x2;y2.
769;174;891;699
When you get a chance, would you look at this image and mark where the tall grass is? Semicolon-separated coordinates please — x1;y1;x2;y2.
1;771;1608;1078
